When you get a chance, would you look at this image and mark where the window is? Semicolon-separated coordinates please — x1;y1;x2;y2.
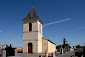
29;23;32;32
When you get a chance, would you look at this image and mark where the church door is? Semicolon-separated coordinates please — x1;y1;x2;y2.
28;43;32;53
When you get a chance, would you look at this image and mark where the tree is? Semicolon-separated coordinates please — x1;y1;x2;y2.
56;45;61;49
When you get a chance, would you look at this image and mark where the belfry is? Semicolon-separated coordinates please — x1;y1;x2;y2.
23;6;43;53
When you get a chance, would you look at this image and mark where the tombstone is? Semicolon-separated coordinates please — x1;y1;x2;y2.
53;52;56;57
1;50;6;57
70;48;74;51
60;48;63;54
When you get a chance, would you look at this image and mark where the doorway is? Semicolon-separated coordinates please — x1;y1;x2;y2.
28;43;32;53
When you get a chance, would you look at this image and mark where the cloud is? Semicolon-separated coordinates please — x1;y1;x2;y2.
0;30;3;32
43;18;71;26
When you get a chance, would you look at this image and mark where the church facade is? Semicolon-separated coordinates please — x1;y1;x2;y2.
23;6;56;54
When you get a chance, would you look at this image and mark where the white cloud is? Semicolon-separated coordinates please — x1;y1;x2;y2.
43;18;71;26
0;30;3;32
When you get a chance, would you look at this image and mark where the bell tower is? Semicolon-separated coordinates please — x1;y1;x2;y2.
23;6;43;53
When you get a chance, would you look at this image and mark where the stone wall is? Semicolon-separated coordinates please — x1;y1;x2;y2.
42;38;56;53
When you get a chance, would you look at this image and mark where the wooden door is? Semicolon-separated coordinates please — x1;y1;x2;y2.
28;43;32;53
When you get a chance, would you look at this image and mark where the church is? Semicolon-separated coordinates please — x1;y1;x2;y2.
23;6;56;54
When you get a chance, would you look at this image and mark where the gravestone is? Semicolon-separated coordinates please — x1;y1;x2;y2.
1;50;6;57
53;52;56;57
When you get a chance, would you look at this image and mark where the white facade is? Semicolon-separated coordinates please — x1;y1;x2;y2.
23;19;42;53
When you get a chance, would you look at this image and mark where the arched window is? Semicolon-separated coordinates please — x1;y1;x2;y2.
29;23;32;32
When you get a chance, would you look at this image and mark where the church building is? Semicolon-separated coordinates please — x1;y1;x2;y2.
23;6;56;54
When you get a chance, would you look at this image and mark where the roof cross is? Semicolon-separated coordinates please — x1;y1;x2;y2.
33;2;34;6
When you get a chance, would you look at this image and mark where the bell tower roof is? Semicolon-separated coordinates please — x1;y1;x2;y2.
23;6;43;24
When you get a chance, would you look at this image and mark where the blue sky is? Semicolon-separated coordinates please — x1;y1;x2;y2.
0;0;85;47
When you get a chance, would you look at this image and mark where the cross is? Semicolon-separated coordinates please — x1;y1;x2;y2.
33;2;34;6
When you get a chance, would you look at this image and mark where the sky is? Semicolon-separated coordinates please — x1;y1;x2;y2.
0;0;85;47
